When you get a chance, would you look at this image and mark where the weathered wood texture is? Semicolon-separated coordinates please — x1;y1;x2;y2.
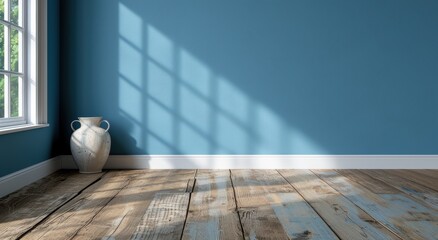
232;169;338;240
388;170;438;192
314;169;438;240
182;170;242;240
359;170;438;210
411;170;438;180
278;169;400;240
131;192;190;240
337;170;399;194
2;169;437;240
20;171;131;240
0;171;104;240
70;170;195;240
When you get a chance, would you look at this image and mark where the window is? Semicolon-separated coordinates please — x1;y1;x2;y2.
0;0;47;133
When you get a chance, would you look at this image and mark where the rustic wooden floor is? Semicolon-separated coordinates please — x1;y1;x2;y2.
0;170;437;239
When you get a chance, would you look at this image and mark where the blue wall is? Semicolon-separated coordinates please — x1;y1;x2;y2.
0;0;60;177
60;0;438;155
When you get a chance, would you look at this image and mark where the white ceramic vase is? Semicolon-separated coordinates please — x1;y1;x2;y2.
70;117;111;173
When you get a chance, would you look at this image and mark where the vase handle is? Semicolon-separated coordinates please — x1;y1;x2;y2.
71;120;81;131
101;120;110;132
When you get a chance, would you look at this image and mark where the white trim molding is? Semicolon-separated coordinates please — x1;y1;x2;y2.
36;0;48;124
28;0;48;125
60;155;438;170
0;156;61;198
0;123;49;135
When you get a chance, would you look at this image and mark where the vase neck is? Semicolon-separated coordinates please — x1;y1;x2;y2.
79;117;102;126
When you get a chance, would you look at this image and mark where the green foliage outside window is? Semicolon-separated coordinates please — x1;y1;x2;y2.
0;0;20;118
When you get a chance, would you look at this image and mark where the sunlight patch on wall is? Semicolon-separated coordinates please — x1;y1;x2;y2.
217;76;250;124
119;3;142;48
179;85;211;135
118;2;144;149
179;49;211;97
118;39;142;87
147;100;175;146
179;122;210;154
147;25;174;71
147;134;173;154
118;77;142;122
145;24;178;153
287;129;325;154
147;61;175;109
118;3;325;154
215;113;249;154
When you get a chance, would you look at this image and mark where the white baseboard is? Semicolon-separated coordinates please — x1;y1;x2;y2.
0;157;61;198
60;155;438;170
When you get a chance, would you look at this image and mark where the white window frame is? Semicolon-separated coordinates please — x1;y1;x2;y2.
0;0;48;134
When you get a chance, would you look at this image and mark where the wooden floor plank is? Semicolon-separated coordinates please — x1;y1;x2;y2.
360;170;438;210
131;192;190;240
0;171;103;240
279;169;400;240
15;171;105;195
388;170;438;192
20;171;132;240
182;170;242;240
337;170;399;194
232;169;292;239
313;169;438;240
4;169;437;239
411;170;438;180
267;192;339;240
231;169;295;208
69;170;196;240
232;169;338;240
423;170;438;177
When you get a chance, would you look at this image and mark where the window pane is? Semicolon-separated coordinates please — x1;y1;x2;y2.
11;28;21;72
11;0;21;26
0;24;4;70
0;74;4;118
10;75;20;117
0;0;4;21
